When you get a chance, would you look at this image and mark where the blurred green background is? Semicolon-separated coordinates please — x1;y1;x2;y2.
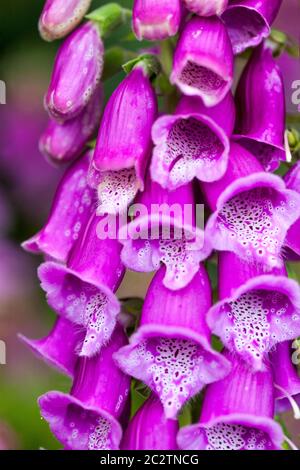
0;0;299;450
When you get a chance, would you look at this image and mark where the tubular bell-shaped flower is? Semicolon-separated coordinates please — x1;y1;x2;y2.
39;325;130;450
133;0;182;41
38;212;125;357
119;174;210;290
40;85;103;164
202;143;300;267
270;341;300;416
151;92;235;189
222;0;282;54
207;251;300;371
170;16;234;106
234;45;286;172
121;394;179;450
178;352;284;450
114;265;231;419
39;0;92;41
19;317;84;378
183;0;228;16
22;151;96;263
90;57;158;215
45;21;104;121
284;162;300;260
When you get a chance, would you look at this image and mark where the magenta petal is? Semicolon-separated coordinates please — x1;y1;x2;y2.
114;266;231;418
19;317;83;377
151;93;234;188
171;16;234;106
133;0;182;41
121;395;179;450
178;352;284;450
183;0;228;16
95;168;140;215
207;275;300;371
22;152;96;262
270;341;300;414
222;0;282;54
40;85;103;164
284;162;300;260
45;22;104;121
39;0;92;41
119;178;210;290
205;172;300;267
234;45;285;171
38;213;125;357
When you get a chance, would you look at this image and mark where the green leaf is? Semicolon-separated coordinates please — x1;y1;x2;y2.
123;54;161;80
86;3;132;38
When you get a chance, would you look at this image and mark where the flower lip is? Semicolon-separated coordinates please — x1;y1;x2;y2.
232;135;285;173
207;274;300;371
38;391;123;450
205;172;300;266
170;16;233;107
221;5;270;54
114;325;231;419
21;151;95;262
119;213;210;290
38;261;121;357
151;111;230;188
177;413;284;450
183;0;228;16
18;317;83;378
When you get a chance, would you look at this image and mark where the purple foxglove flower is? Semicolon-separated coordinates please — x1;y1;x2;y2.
178;352;284;450
39;325;130;450
133;0;182;41
207;251;300;371
202;143;300;268
19;317;83;377
39;0;92;41
38;212;125;357
234;45;285;172
170;16;234;106
270;341;300;417
119;174;211;290
45;21;104;121
222;0;282;54
284;162;300;260
40;85;103;164
90;62;157;215
114;265;231;419
22;151;96;263
121;395;179;450
151;92;235;189
183;0;228;16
